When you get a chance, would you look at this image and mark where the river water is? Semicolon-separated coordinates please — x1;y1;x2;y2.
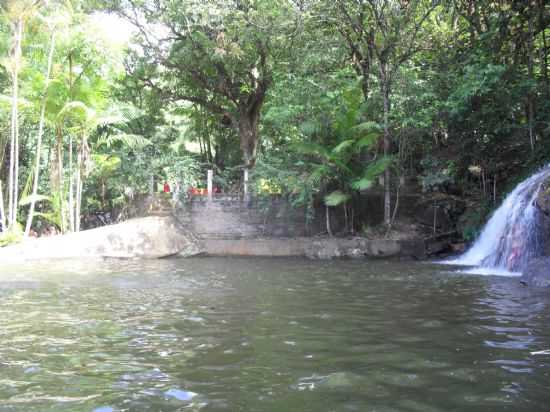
0;257;549;411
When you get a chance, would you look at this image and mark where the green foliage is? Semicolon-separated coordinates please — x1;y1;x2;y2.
324;190;351;207
447;63;507;116
419;157;457;193
0;0;547;242
18;193;49;206
0;225;22;246
351;157;392;191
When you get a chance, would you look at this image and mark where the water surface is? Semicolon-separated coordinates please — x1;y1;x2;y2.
0;257;549;411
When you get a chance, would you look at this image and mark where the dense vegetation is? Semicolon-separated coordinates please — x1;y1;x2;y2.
0;0;548;242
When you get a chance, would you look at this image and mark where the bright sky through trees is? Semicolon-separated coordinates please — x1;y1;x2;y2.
89;11;134;48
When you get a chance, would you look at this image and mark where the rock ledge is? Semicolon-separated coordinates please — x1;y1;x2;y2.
0;216;203;263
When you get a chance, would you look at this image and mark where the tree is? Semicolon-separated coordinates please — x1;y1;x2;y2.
24;27;56;236
102;0;302;168
324;0;440;225
1;0;42;230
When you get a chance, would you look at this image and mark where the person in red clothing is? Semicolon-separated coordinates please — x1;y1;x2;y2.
163;182;170;193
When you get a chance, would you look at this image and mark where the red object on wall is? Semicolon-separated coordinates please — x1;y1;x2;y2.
163;182;170;193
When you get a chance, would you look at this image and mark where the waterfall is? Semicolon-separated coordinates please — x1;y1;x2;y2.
451;166;550;273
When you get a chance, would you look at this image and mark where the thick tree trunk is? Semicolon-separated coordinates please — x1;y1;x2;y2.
380;63;392;226
358;59;371;101
238;111;260;168
205;133;213;164
25;32;56;237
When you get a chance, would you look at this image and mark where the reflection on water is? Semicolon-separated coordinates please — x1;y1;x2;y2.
0;257;549;411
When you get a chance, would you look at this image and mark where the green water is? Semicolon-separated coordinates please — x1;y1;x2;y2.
0;257;549;411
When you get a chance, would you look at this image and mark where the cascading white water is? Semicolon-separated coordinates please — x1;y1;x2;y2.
451;165;550;273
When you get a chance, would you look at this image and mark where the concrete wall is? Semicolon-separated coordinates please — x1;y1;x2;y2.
203;237;426;260
120;194;428;259
177;197;313;239
124;191;439;239
173;196;426;259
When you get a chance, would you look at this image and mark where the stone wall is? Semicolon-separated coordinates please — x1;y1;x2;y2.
176;197;312;239
178;192;449;239
118;194;429;259
123;190;462;239
204;237;426;260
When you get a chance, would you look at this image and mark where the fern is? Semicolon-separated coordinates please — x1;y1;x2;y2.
324;190;351;207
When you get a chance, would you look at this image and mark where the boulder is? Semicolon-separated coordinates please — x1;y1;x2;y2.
534;180;550;256
520;257;550;287
0;216;204;263
304;237;425;260
536;180;550;217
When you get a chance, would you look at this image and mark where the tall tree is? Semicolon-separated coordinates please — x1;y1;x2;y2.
102;0;302;168
24;28;56;236
2;0;39;229
327;0;440;225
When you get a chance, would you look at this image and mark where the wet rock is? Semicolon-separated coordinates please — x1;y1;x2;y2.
534;180;550;256
536;180;550;217
451;242;466;253
293;372;364;391
520;257;550;287
320;372;362;388
164;388;197;401
414;195;466;232
304;239;343;260
303;238;425;260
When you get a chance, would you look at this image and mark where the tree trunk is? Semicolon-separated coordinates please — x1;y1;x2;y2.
0;180;6;232
8;18;23;229
343;203;348;233
380;62;391;226
54;127;65;233
69;135;74;232
205;132;213;164
539;0;548;84
75;145;82;232
326;205;333;237
238;111;260;168
527;14;535;152
101;180;106;209
197;132;204;159
25;32;56;237
350;206;355;235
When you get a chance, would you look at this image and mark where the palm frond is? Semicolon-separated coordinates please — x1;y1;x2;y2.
96;133;151;149
324;190;351;207
19;194;50;206
293;141;331;161
355;132;380;149
332;139;355;154
352;156;393;191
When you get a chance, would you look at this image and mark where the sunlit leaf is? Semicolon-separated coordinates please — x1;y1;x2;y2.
324;190;351;207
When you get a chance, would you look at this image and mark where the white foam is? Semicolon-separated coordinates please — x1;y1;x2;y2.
456;266;522;277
